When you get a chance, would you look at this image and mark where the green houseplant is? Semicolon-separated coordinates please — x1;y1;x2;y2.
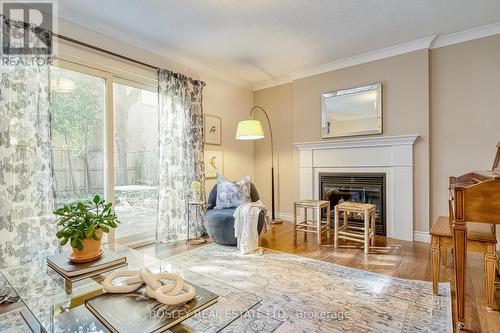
54;195;119;262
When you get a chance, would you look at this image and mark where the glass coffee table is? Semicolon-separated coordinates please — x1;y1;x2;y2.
1;244;261;332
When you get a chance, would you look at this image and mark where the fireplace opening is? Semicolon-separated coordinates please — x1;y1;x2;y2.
320;173;386;236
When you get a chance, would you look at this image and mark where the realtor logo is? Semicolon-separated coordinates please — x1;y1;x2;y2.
1;1;53;55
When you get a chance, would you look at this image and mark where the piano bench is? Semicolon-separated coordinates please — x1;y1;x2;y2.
430;216;497;309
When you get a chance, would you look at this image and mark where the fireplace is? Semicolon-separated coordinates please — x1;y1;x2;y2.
296;135;417;241
320;173;386;235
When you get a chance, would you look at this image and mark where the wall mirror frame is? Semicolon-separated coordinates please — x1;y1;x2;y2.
321;83;382;138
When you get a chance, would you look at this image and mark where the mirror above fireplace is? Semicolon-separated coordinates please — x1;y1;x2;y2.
321;83;382;138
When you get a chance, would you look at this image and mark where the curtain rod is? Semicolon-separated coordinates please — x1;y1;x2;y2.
54;33;158;70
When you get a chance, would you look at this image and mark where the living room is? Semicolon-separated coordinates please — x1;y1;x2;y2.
1;1;499;332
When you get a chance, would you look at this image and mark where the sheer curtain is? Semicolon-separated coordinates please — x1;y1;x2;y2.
156;69;206;243
0;17;57;268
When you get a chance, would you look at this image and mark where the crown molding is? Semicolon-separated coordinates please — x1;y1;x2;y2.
252;75;293;91
253;20;500;91
288;36;435;81
253;36;436;91
431;21;500;49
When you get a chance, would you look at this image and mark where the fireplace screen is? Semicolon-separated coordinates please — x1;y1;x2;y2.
320;173;386;235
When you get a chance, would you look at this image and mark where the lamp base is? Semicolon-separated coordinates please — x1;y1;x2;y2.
270;218;283;225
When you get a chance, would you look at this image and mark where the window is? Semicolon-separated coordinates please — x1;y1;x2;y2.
51;66;106;206
50;60;158;247
113;82;158;244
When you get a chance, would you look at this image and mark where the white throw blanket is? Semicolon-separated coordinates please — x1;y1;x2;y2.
233;200;269;254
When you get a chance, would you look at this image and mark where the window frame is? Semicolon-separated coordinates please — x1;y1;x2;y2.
53;58;158;247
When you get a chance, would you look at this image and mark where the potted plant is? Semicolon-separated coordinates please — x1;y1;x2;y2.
54;195;119;263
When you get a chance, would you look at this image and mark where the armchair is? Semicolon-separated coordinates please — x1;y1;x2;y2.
204;183;266;246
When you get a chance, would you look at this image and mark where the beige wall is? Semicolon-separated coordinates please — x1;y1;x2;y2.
294;50;430;234
255;35;500;236
253;84;294;214
57;18;254;197
255;50;431;233
430;34;500;222
203;80;254;193
57;16;500;235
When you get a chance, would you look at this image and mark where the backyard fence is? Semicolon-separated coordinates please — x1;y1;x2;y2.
53;147;158;198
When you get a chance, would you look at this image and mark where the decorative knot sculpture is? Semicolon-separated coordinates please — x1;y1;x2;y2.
102;267;196;305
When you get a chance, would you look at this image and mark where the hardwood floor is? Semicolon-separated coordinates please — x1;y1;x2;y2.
138;222;500;333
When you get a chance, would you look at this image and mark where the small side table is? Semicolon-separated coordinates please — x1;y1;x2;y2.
334;202;376;254
293;200;331;245
187;201;206;245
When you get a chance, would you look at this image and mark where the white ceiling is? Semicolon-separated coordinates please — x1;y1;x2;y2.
57;0;500;87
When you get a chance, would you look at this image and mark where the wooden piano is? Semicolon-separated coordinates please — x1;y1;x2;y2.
449;142;500;330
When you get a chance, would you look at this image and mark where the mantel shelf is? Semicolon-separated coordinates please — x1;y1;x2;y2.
294;134;419;150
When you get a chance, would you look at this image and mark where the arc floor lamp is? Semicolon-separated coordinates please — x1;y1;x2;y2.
236;106;282;224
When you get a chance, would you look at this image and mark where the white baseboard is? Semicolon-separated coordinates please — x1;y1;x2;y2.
276;212;293;222
272;212;432;243
413;231;431;243
266;212;295;222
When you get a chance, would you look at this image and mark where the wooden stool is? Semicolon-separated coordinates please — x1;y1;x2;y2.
430;216;497;309
293;200;331;245
334;202;376;254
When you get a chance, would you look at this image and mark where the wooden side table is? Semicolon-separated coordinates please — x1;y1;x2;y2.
293;200;331;245
430;215;496;306
334;202;376;254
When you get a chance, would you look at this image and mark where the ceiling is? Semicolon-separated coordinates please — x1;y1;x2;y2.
57;0;500;87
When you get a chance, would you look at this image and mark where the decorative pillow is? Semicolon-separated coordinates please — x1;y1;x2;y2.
215;174;251;209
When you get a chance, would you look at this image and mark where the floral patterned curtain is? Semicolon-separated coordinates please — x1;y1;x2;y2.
156;69;206;243
0;16;57;268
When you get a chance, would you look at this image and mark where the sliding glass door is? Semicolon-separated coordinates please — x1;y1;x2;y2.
50;60;158;246
51;65;106;206
113;82;158;245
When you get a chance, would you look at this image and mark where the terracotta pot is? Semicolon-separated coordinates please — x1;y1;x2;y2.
69;229;103;263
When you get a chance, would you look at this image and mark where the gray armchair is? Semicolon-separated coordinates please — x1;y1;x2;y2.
204;183;266;246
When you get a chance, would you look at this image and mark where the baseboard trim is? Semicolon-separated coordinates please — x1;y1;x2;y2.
266;212;295;222
413;231;431;243
276;212;293;222
272;212;431;243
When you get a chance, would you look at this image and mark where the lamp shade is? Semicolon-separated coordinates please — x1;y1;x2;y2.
235;119;265;140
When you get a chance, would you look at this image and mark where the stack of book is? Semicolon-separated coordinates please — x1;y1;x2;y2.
47;249;220;332
53;282;218;333
46;249;127;283
85;282;218;333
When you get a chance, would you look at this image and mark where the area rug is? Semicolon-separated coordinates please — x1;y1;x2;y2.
166;244;452;333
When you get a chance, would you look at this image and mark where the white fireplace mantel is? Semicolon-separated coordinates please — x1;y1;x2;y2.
294;134;418;241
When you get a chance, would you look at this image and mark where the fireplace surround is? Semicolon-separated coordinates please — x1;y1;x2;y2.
295;134;418;241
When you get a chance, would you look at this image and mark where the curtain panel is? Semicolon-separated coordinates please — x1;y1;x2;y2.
156;69;206;243
0;16;57;268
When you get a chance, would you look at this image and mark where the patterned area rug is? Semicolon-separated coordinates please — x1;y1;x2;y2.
0;274;30;333
166;244;452;333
